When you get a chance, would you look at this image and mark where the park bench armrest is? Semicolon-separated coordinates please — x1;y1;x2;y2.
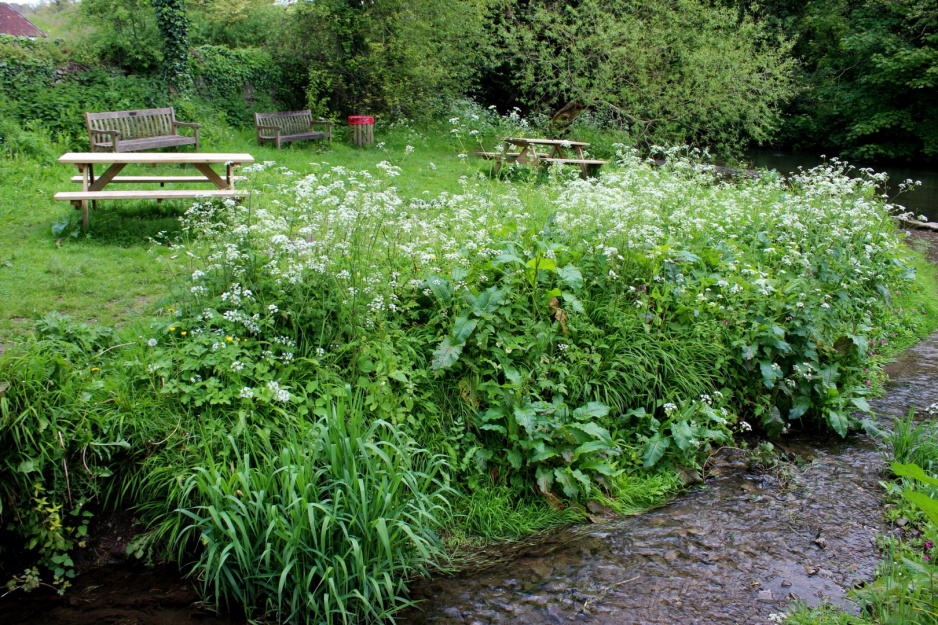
173;121;201;129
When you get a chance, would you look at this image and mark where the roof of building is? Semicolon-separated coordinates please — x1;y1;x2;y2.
0;3;46;38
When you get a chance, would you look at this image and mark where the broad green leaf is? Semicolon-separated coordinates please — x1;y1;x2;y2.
759;361;779;389
526;257;557;272
818;365;839;388
848;334;868;352
671;420;693;451
557;265;583;290
536;466;553;494
850;397;871;413
514;405;537;433
554;468;579;497
431;337;463;370
828;409;848;437
578;459;620;476
741;344;757;361
671;250;701;263
562;292;585;314
901;491;938;526
572;401;610;421
530;446;559;463
471;287;506;317
506;449;522;469
568;422;612;442
426;276;452;306
494;253;525;267
452;316;478;343
480;423;507;434
573;440;612;459
788;397;812;420
892;463;938;487
642;433;670;468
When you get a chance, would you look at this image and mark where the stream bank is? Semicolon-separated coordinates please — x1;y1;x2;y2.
2;231;937;625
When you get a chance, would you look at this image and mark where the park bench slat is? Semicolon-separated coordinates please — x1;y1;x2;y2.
539;158;608;165
55;189;244;201
70;175;247;184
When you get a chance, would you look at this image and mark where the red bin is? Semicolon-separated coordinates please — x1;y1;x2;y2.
347;116;375;146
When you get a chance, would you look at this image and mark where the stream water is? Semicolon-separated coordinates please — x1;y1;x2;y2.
401;331;938;624
744;148;938;223
2;316;937;625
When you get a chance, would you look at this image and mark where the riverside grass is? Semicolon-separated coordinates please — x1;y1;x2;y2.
2;110;938;622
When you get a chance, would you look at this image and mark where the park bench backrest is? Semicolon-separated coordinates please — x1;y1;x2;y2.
85;108;178;146
254;110;314;139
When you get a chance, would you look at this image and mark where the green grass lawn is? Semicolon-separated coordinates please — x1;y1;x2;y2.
0;124;493;343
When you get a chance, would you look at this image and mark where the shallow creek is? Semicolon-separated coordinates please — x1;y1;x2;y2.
402;332;938;625
2;333;937;625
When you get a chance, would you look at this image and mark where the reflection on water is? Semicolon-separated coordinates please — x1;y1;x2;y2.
403;333;938;624
744;148;938;222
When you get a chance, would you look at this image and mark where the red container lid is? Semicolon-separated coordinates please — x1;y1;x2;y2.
347;116;374;125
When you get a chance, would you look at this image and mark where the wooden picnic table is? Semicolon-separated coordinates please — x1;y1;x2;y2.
55;152;254;229
474;137;607;177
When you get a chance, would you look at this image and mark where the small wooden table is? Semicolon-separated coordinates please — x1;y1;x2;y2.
55;152;255;229
474;138;607;177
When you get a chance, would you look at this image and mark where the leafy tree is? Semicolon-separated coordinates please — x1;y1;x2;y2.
187;0;287;48
501;0;799;153
77;0;163;73
289;0;497;117
780;0;938;163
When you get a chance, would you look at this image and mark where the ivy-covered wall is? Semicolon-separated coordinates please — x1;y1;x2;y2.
191;45;305;125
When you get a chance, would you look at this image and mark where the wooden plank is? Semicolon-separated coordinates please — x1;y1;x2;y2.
192;163;228;190
539;158;608;165
55;190;244;201
499;137;591;147
88;163;127;191
59;153;255;164
71;175;247;184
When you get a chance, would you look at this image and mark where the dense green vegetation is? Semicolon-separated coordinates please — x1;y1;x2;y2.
2;0;938;621
2;105;937;620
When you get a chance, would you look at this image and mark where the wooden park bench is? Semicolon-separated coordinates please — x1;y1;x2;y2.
85;107;200;153
254;110;333;150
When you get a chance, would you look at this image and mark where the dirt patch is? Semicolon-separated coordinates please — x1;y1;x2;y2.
0;563;244;625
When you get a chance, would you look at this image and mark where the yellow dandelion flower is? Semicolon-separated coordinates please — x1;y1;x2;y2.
169;327;176;331
226;336;233;342
181;331;187;336
91;367;100;372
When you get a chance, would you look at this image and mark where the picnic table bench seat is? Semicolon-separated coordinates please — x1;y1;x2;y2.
70;175;246;184
254;111;332;150
55;189;244;202
86;108;199;153
539;157;608;175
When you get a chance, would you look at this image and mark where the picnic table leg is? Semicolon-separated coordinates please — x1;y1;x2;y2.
78;164;89;230
573;145;588;177
193;163;227;190
226;164;235;190
89;164;98;213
